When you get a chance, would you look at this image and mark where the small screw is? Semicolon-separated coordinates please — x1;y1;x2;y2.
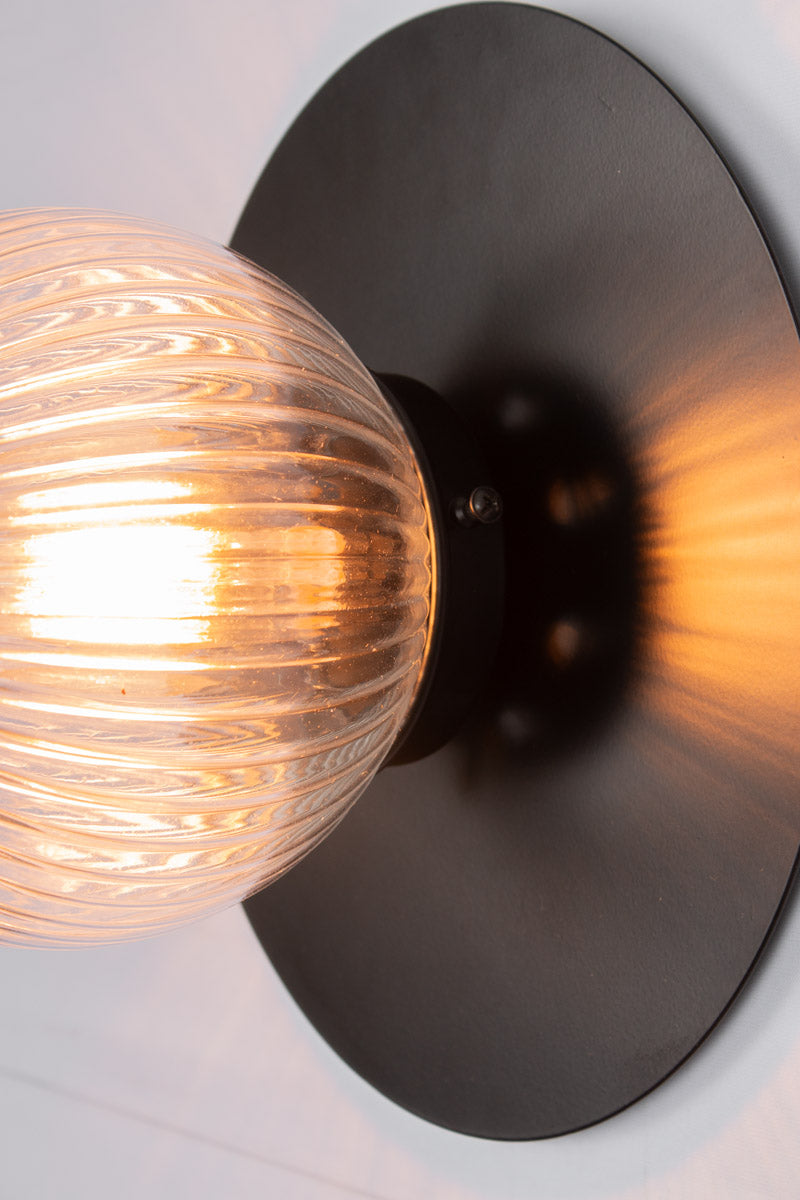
454;485;503;527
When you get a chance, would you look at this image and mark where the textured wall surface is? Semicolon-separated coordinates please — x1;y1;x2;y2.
1;2;800;1197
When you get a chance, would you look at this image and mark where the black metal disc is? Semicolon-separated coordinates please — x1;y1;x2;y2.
234;3;800;1138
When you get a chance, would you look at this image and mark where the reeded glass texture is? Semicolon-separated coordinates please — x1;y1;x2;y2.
0;209;433;946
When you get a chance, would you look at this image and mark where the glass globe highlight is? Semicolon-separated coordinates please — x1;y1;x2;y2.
0;209;434;946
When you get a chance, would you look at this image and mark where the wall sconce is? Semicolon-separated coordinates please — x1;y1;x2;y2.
2;2;800;1141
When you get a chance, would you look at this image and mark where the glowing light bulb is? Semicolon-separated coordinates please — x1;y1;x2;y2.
0;209;434;946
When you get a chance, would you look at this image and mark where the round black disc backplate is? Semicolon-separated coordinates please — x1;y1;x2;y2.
234;3;800;1138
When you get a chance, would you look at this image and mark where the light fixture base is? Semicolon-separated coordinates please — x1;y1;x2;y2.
235;3;800;1138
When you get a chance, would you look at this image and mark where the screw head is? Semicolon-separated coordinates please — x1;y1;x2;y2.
468;485;503;524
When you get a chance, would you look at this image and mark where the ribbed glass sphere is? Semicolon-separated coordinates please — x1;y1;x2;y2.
0;209;433;946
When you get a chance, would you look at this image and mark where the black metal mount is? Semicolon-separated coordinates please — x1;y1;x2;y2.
374;374;504;765
236;3;800;1139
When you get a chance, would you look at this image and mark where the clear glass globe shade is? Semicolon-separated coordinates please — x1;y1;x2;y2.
0;209;434;946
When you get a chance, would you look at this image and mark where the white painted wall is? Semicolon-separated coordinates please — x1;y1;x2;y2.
1;2;800;1196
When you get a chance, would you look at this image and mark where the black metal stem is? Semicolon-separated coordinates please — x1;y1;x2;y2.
374;373;505;765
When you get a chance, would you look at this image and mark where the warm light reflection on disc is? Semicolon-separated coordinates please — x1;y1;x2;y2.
636;354;800;775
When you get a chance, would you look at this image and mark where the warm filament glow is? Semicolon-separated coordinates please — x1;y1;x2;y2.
12;476;223;646
18;521;222;646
